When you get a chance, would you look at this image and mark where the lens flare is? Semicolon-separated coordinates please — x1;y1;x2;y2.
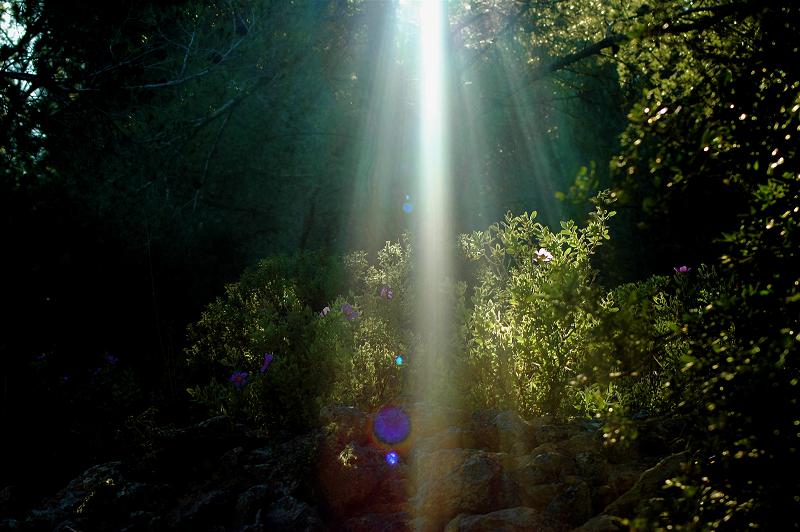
373;405;411;445
385;451;399;466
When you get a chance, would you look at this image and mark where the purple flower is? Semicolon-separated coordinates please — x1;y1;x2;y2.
380;284;394;300
105;354;119;366
674;265;692;274
320;306;331;317
260;352;274;373
341;303;359;321
60;374;70;384
229;371;248;389
534;248;553;263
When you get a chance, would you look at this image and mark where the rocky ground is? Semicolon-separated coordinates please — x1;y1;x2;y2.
0;404;689;531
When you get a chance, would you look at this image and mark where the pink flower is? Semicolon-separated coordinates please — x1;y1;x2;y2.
674;265;692;273
341;303;359;321
229;371;248;389
380;284;394;300
260;353;274;373
534;248;553;263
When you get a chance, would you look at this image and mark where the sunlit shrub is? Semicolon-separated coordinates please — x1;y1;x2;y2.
184;252;345;431
459;191;617;419
184;242;422;430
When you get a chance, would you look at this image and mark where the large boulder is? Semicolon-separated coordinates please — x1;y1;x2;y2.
318;440;408;519
411;449;517;528
604;451;689;518
445;507;549;532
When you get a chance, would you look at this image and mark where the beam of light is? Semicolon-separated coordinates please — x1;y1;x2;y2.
410;2;459;523
414;0;453;404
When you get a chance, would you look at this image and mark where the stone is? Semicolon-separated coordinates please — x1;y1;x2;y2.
514;483;560;511
318;439;406;519
319;405;369;447
604;451;689;518
444;507;547;532
575;514;626;531
575;451;610;486
514;451;573;484
412;449;517;528
264;495;324;531
342;511;411;532
546;480;592;527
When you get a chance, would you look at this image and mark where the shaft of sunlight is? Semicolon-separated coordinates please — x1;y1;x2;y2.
414;0;452;405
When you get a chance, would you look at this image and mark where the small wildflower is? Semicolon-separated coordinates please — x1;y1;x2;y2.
385;451;399;466
260;352;274;373
380;284;394;300
341;303;359;321
395;355;404;366
105;354;119;366
229;371;248;389
674;265;692;273
320;306;331;317
534;248;554;263
60;374;70;384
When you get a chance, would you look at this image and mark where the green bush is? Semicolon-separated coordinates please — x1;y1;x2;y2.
184;242;421;430
184;252;345;431
459;192;617;419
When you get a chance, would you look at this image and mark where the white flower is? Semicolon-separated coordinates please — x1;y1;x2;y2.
535;248;553;263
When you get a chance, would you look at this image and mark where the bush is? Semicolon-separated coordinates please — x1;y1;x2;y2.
459;192;616;419
184;252;345;431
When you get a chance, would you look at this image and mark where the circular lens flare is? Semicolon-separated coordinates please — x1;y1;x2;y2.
386;451;399;466
373;405;411;445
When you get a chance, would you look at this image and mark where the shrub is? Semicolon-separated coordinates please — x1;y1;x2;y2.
459;192;616;418
184;252;344;431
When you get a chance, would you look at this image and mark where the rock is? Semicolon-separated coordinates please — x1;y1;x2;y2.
590;485;616;514
536;425;576;444
604;451;689;518
558;432;601;455
405;402;469;439
26;461;125;529
319;405;369;447
235;484;272;526
318;439;406;519
546;480;592;527
342;511;411;532
493;411;534;455
514;451;573;484
264;495;324;531
444;507;548;531
165;488;233;530
575;452;610;486
514;483;560;511
607;463;643;498
575;514;626;531
412;449;517;527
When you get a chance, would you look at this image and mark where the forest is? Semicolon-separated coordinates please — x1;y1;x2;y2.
1;0;798;530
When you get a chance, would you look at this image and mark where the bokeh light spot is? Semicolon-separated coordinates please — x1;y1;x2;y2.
395;355;404;365
386;451;399;466
374;405;411;445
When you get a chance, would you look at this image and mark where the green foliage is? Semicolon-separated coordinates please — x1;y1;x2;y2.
459;192;616;418
185;251;345;430
184;242;419;429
